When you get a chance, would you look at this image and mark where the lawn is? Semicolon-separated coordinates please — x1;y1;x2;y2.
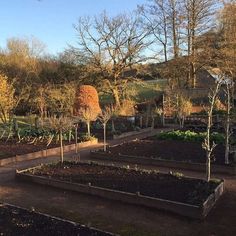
99;79;167;104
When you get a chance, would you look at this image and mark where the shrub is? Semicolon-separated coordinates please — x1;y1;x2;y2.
80;133;96;142
119;99;135;116
74;85;101;136
74;85;101;118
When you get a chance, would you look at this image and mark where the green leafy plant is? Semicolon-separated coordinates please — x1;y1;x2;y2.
157;130;224;144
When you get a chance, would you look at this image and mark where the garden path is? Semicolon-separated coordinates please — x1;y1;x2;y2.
1;125;236;235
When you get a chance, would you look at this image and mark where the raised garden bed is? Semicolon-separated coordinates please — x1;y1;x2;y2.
0;203;115;236
16;162;224;219
90;138;236;175
0;139;98;166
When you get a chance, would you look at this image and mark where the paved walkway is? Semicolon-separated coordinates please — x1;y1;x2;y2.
1;125;236;236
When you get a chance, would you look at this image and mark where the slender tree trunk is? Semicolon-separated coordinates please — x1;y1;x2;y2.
172;9;179;58
206;152;211;182
87;121;91;136
204;80;221;181
139;115;143;128
59;129;64;163
75;125;78;154
161;113;165;127
111;119;116;132
103;123;107;152
163;43;168;62
225;84;231;164
191;61;197;88
206;114;211;182
151;116;155;130
145;114;149;128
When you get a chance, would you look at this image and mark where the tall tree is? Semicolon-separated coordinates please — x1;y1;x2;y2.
218;1;236;79
183;0;218;88
140;0;183;61
71;11;151;106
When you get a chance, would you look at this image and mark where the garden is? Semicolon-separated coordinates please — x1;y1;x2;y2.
91;130;236;175
1;1;236;234
0;83;157;163
16;162;224;219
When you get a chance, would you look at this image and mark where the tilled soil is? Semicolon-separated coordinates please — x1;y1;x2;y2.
0;141;46;159
0;140;77;159
107;139;230;165
29;162;220;205
0;203;113;236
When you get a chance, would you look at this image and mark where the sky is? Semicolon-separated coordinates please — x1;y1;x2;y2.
0;0;145;55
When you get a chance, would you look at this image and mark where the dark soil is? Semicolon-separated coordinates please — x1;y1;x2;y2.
107;139;233;165
0;139;84;160
0;140;46;159
28;162;220;206
0;203;113;236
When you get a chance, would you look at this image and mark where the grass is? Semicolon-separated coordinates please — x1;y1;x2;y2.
99;80;167;104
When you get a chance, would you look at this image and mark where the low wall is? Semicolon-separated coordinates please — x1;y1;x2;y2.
16;170;224;219
112;127;153;140
90;151;236;175
0;139;98;167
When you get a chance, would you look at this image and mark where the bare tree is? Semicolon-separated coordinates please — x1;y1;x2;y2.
98;106;113;152
140;0;183;61
216;2;236;163
139;0;169;61
46;116;73;163
183;0;218;88
223;78;233;164
202;78;222;182
71;12;151;106
175;95;192;128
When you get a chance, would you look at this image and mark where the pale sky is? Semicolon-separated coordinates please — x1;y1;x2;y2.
0;0;145;55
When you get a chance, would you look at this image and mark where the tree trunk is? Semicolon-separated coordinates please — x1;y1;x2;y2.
206;153;211;182
172;5;179;59
111;119;116;132
59;129;64;163
151;116;155;130
206;114;211;181
112;88;120;107
204;80;221;181
191;61;197;88
164;43;168;62
139;115;143;128
161;113;165;127
225;84;231;164
103;123;107;152
87;121;91;136
75;125;78;154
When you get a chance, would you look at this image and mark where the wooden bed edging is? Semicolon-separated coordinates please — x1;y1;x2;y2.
1;203;117;236
112;127;153;140
0;139;98;167
16;169;224;219
90;151;236;175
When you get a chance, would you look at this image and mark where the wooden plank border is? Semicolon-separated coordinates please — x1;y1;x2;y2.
16;167;224;219
0;139;98;166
